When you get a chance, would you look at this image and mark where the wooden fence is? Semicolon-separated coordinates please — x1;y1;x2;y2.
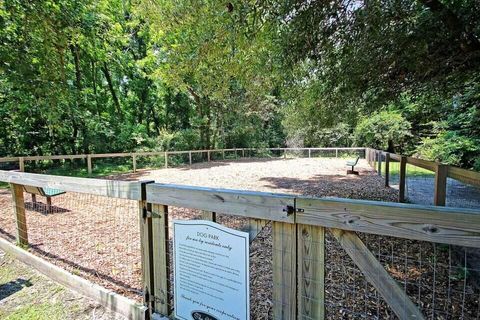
1;169;480;319
0;147;365;175
365;148;480;206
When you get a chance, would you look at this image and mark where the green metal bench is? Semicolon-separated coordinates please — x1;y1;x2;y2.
346;156;360;175
23;185;65;212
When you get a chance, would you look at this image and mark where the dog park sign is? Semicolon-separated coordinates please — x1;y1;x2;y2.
173;220;250;320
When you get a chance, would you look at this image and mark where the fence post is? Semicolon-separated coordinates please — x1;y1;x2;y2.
335;148;338;158
399;156;407;203
87;155;92;176
222;149;225;160
132;153;137;173
19;157;25;172
10;183;28;247
284;149;287;159
385;153;390;187
235;148;238;159
207;150;211;162
151;203;171;316
273;221;297;319
434;164;448;206
189;151;192;166
164;152;168;169
308;149;311;158
377;152;382;176
201;210;216;222
297;224;324;319
139;181;154;317
242;148;245;157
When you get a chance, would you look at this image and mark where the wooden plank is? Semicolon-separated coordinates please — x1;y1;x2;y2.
146;184;295;223
0;170;142;200
151;204;171;316
248;218;268;243
385;153;390;187
330;229;424;320
399;156;407;203
434;164;447;206
0;238;147;320
297;224;324;320
406;157;436;171
448;166;480;188
296;197;480;248
273;221;297;319
0;156;20;163
89;152;132;158
201;210;217;222
10;183;28;246
389;153;401;161
23;154;88;161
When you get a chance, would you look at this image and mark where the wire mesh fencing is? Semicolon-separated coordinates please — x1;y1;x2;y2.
0;188;143;300
446;177;480;209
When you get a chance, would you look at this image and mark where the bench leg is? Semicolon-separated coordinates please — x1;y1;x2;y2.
46;197;52;212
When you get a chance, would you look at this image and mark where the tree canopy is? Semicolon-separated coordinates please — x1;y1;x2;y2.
1;0;479;169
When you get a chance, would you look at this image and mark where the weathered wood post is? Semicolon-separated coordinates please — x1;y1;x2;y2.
132;153;137;173
242;148;245;157
235;148;238;159
222;149;225;160
297;224;325;319
189;151;192;166
207;150;211;162
19;157;25;172
399;156;407;203
434;164;448;206
335;148;338;158
139;181;154;317
10;183;28;247
283;149;287;159
151;202;171;316
201;210;216;222
385;153;390;187
377;151;382;176
164;152;168;168
308;148;311;158
87;155;92;175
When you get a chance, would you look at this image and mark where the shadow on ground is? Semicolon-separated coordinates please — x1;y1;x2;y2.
0;278;32;301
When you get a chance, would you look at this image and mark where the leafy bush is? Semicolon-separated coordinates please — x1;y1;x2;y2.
354;111;412;151
416;131;480;168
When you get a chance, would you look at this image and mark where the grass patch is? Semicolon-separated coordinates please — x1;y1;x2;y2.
2;302;67;320
380;162;434;177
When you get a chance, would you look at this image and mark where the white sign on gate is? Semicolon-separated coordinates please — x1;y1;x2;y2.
173;220;249;320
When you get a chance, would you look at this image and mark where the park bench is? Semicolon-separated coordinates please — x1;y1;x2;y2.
346;156;360;175
23;185;65;212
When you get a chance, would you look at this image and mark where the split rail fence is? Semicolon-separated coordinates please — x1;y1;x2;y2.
366;148;480;207
1;168;480;319
0;147;365;175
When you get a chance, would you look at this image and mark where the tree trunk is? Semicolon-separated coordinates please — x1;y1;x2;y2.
101;62;123;118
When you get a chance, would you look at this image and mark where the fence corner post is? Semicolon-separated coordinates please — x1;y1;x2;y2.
399;156;407;203
434;164;448;206
10;183;28;247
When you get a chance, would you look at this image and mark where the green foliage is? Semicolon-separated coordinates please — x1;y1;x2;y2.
354;111;412;151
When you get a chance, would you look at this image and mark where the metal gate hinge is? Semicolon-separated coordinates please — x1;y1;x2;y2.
283;205;304;215
143;208;153;219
